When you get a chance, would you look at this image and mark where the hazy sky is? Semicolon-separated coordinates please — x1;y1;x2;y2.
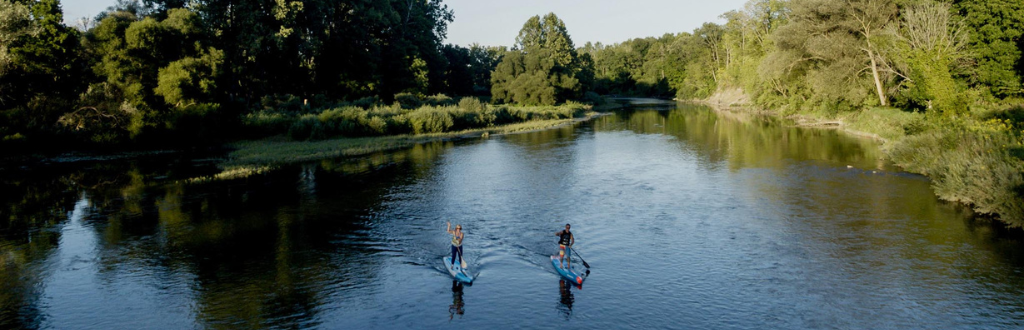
63;0;748;46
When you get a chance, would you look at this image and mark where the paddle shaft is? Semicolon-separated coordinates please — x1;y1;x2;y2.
570;247;590;268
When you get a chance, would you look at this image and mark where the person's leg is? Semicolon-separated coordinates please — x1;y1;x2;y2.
451;245;458;267
456;246;464;264
558;245;566;269
566;248;571;269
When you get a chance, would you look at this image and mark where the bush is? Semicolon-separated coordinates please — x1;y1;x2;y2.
407;106;454;134
248;93;591;140
583;91;606;105
260;94;308;113
394;93;422;109
458;97;486;113
288;115;319;140
889;125;1024;226
350;96;380;109
423;94;456;107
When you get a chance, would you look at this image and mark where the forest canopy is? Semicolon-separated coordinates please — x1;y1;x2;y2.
1;0;1023;147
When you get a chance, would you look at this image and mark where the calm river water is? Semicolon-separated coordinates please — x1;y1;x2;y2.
2;101;1024;329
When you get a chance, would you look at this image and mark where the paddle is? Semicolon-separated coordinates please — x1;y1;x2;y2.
570;247;590;268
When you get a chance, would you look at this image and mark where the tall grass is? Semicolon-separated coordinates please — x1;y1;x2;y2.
242;94;591;141
888;119;1024;226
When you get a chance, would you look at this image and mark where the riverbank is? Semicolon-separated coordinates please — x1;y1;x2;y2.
221;112;610;170
690;90;1024;227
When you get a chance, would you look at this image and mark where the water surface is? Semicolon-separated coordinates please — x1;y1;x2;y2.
2;102;1023;329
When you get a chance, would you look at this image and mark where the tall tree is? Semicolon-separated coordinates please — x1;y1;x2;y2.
491;13;590;105
761;0;897;110
885;1;970;113
0;0;82;140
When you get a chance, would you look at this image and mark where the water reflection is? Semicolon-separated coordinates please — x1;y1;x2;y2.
0;139;455;328
449;281;465;321
557;279;575;319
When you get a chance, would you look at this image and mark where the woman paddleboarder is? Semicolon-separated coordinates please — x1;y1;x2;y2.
446;222;465;270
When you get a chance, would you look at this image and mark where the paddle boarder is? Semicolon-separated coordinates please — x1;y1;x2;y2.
555;224;574;269
446;222;464;270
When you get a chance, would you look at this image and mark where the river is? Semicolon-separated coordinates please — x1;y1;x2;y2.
2;101;1023;329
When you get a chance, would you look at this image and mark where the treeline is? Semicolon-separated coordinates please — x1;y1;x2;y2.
0;0;508;148
584;0;1024;111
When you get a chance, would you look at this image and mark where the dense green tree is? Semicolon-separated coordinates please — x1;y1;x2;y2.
952;0;1024;98
885;1;970;114
468;44;505;95
72;8;221;142
0;0;82;142
439;44;475;96
491;13;589;105
758;0;897;111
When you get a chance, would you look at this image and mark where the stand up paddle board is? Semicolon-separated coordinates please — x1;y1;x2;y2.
551;256;586;285
444;256;473;284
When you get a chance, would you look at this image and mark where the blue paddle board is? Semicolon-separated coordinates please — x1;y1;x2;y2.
444;256;473;284
551;256;585;285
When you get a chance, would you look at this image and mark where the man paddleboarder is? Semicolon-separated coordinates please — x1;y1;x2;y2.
555;223;574;269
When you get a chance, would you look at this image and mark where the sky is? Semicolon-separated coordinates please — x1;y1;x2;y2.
63;0;749;46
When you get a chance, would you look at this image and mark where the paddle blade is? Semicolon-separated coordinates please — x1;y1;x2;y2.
461;257;468;269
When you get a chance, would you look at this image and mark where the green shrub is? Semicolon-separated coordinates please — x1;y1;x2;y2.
424;94;456;107
408;106;455;134
260;94;307;113
395;93;422;109
583;91;606;105
367;116;388;134
458;97;486;113
889;126;1024;226
288;115;318;140
350;96;380;109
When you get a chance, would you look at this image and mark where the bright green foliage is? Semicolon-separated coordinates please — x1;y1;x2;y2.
491;13;590;105
884;2;971;115
194;0;453;100
757;0;897;113
155;48;223;106
74;7;222;141
952;0;1024;98
246;94;588;141
581;25;724;99
0;0;33;76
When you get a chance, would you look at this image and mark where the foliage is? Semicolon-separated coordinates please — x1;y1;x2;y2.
0;0;82;144
889;123;1024;226
884;2;971;115
247;93;589;141
952;0;1024;98
491;13;590;105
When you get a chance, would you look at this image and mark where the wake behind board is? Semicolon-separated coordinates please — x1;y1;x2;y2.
444;256;473;284
551;256;586;285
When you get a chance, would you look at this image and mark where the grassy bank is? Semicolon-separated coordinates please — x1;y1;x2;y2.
241;94;592;140
698;93;1024;227
216;94;620;177
223;115;597;168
